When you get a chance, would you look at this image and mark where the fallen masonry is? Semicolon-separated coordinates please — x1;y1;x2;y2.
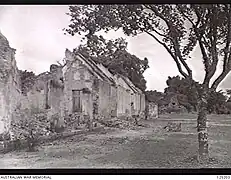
163;122;182;132
0;126;104;153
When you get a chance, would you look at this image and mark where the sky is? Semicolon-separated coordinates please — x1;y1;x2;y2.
0;5;230;92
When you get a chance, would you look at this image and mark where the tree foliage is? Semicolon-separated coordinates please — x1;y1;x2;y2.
164;76;198;111
145;90;164;102
65;4;231;91
19;70;37;95
207;90;228;114
74;35;149;91
164;75;229;113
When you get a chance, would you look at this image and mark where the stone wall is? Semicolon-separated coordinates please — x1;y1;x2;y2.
63;49;147;121
48;64;65;129
117;86;131;117
109;85;117;117
62;57;95;120
92;78;100;120
98;80;112;118
0;31;21;136
140;93;146;113
146;102;158;119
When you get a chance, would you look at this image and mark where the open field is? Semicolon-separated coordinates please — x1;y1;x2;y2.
1;113;231;168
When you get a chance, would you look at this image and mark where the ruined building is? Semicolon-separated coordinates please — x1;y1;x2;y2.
23;49;146;130
0;31;21;136
62;50;146;122
146;101;158;119
0;32;147;138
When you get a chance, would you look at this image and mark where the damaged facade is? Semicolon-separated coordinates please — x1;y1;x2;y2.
21;49;146;130
62;49;146;122
0;31;148;138
0;31;21;136
158;93;187;114
146;101;158;119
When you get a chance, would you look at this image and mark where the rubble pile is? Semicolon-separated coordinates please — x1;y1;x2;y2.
163;122;182;132
10;109;51;140
97;116;142;130
64;112;90;130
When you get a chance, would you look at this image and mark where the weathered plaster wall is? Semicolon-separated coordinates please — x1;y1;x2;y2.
98;80;111;118
114;75;146;117
109;85;117;117
19;71;51;113
92;78;100;119
63;49;146;121
140;93;146;112
48;64;65;128
62;58;94;119
0;32;21;135
147;102;158;119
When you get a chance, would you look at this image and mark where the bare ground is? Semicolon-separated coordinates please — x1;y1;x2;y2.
1;113;231;168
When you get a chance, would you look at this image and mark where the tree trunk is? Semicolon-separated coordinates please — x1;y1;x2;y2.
197;86;209;162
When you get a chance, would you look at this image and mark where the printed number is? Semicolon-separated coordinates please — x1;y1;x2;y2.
217;176;230;179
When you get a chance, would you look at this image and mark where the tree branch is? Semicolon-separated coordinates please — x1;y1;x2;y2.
211;5;231;90
203;6;219;86
143;4;192;79
171;37;192;79
151;28;168;39
191;7;211;76
144;30;189;79
221;4;231;70
210;67;230;91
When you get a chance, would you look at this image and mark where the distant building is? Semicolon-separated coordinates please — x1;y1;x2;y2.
158;93;187;114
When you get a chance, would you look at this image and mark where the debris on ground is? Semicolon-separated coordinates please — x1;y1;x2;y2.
64;113;104;131
64;113;86;130
10;110;51;141
97;116;145;130
163;122;182;132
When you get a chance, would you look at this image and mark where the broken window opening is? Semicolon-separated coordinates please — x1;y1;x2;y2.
72;90;82;113
45;82;50;109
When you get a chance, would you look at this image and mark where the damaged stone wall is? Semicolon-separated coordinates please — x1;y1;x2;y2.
20;72;50;111
62;53;94;120
47;64;65;130
92;78;100;120
0;31;21;137
132;93;140;115
115;75;147;118
109;85;117;117
140;93;146;113
146;102;158;119
117;86;131;117
98;80;112;118
64;49;148;122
